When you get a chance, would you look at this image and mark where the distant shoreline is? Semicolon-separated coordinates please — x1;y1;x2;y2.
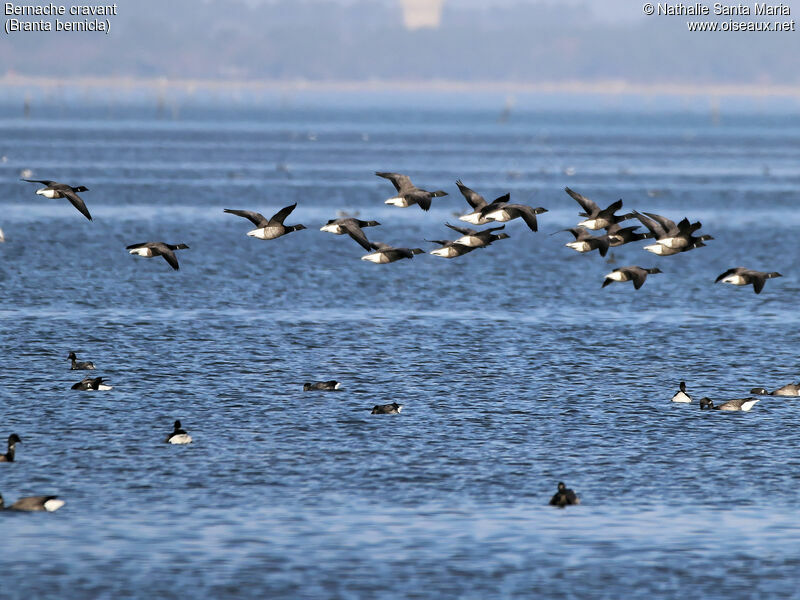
2;74;800;99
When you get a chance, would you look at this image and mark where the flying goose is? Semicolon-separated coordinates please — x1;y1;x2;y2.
361;242;424;264
750;383;800;397
699;397;760;411
564;187;633;230
376;172;447;211
126;242;189;271
320;217;380;251
633;212;713;255
71;377;112;391
642;235;713;256
715;268;782;294
427;239;478;259
555;227;611;257
443;223;509;247
605;223;654;247
68;351;95;370
371;402;403;414
459;192;511;225
21;179;92;221
455;180;489;212
0;434;21;462
671;381;692;403
640;212;702;249
481;203;548;232
165;420;192;444
549;482;580;507
224;204;306;240
602;266;662;289
0;493;65;512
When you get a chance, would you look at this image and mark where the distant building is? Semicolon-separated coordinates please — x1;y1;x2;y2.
400;0;445;29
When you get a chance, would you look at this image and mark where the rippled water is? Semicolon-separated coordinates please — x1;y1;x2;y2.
1;101;800;598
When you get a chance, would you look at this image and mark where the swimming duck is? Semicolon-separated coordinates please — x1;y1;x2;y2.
555;227;611;257
165;420;192;444
481;203;548;232
671;381;692;403
126;242;189;271
564;187;634;230
459;192;511;225
699;397;760;411
549;482;580;507
303;381;341;391
715;268;782;294
320;217;380;251
21;179;92;221
376;172;447;211
68;351;95;370
224;204;307;240
0;434;21;462
0;493;65;512
749;383;800;397
602;266;662;289
371;402;403;414
71;377;112;391
361;242;424;264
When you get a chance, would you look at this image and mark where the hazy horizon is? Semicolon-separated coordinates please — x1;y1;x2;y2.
1;0;796;93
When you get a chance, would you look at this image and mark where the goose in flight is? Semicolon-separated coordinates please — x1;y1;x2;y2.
376;172;447;211
22;179;93;221
224;204;306;240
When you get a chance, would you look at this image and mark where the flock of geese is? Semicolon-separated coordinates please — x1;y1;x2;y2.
2;170;792;511
14;174;784;293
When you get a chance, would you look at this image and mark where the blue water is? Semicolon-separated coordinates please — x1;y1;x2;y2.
2;101;800;598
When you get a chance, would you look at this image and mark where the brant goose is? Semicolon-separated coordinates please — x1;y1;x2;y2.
376;172;447;211
639;212;702;249
165;420;192;444
564;187;633;230
68;351;95;370
0;493;64;512
459;192;511;225
605;223;654;247
21;179;92;221
320;217;380;251
444;223;509;248
749;383;800;397
127;242;189;271
361;242;424;264
371;402;403;414
671;381;692;403
482;203;548;232
71;377;112;391
699;397;760;411
455;180;490;212
602;266;662;289
715;268;782;294
633;212;713;255
642;235;713;256
428;239;478;259
0;434;21;462
556;228;611;257
224;204;306;240
303;381;341;391
549;482;580;507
